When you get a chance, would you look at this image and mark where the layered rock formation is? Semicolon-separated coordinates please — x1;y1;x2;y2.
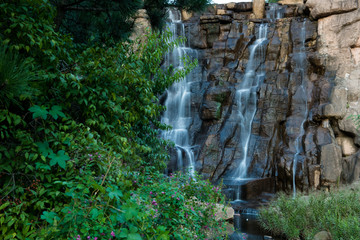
164;0;360;192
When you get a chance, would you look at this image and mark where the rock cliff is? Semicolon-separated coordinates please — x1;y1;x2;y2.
163;0;360;192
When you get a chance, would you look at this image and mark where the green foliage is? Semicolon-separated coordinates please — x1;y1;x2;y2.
0;1;227;239
136;172;228;239
51;0;144;43
0;46;35;109
145;0;211;30
258;185;360;240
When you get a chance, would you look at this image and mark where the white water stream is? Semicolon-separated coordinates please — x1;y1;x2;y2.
162;9;197;176
293;20;308;198
234;24;268;180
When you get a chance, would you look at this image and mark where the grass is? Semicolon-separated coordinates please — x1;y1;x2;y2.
258;182;360;240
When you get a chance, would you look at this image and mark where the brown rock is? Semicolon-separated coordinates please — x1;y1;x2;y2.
217;9;233;16
181;10;193;21
336;137;357;156
306;0;358;19
200;101;222;120
226;2;252;12
278;0;303;5
253;0;265;19
129;9;151;43
317;7;360;101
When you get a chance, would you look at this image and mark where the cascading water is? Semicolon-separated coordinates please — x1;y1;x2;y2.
266;3;285;20
162;9;198;176
233;24;269;181
292;20;308;198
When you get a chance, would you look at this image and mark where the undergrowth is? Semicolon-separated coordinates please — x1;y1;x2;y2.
258;183;360;240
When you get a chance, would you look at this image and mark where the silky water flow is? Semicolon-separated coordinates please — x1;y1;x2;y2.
161;9;199;177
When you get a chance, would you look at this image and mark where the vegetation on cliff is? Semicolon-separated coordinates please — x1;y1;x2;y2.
0;0;227;239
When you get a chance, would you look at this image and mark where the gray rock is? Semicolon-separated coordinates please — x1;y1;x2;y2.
342;150;360;183
320;143;342;183
323;87;348;118
313;231;332;240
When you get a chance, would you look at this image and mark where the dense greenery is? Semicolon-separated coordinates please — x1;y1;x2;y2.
50;0;211;43
258;184;360;240
0;0;227;239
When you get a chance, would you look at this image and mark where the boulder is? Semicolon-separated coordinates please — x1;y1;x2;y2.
342;150;360;183
253;0;265;18
215;204;234;221
317;8;360;99
322;87;347;118
338;105;360;144
129;9;151;42
320;143;342;183
313;231;332;240
181;10;193;21
306;0;358;19
336;137;357;156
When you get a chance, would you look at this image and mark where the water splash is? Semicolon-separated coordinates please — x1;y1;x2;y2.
292;20;308;198
162;8;198;176
234;23;269;180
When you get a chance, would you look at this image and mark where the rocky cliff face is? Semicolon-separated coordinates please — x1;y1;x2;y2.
163;0;360;192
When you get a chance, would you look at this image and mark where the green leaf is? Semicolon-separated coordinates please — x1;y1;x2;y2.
119;228;128;238
48;105;66;120
0;202;10;211
123;206;138;221
40;211;59;225
29;105;48;120
106;186;123;200
127;233;142;240
90;208;99;219
48;150;70;169
35;162;51;170
36;142;53;157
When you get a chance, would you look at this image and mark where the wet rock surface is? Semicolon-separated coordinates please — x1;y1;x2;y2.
165;2;360;192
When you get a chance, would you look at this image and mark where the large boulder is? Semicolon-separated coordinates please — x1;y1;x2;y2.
322;87;347;118
253;0;265;18
306;0;358;19
317;7;360;101
320;143;342;183
342;150;360;183
129;9;151;42
336;137;357;156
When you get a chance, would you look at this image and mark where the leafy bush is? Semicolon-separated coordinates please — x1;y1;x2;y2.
258;184;360;240
136;172;228;239
0;1;227;239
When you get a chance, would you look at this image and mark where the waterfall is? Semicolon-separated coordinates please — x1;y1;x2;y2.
162;8;197;176
266;3;285;20
293;20;308;198
234;23;269;180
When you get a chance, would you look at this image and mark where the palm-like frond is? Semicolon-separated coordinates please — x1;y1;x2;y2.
0;46;35;109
